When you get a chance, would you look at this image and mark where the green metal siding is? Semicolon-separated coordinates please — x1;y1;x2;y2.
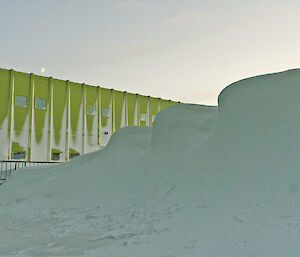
159;99;171;110
52;79;67;161
13;71;30;134
149;97;159;126
69;81;83;158
86;85;97;134
114;90;125;130
0;67;179;161
85;85;98;153
33;76;48;143
0;69;10;160
127;93;138;126
0;69;10;128
138;95;149;126
100;88;111;128
52;79;66;145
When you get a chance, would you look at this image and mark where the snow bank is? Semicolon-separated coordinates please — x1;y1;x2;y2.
1;69;300;257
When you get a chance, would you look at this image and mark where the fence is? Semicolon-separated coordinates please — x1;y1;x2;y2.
0;160;61;184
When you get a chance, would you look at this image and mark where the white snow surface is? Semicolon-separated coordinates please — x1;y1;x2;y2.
1;69;300;256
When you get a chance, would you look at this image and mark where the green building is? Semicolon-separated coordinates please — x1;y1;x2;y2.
0;68;178;162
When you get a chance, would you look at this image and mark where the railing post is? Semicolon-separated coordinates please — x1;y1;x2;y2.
5;162;7;180
0;160;64;183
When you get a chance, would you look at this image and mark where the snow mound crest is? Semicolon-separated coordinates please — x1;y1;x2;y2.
1;69;300;257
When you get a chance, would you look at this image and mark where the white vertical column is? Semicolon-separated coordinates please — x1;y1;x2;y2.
97;86;101;147
7;69;15;160
65;80;70;161
146;96;150;126
158;98;161;111
82;83;86;155
111;89;115;133
134;94;138;126
120;92;126;128
47;77;53;161
27;73;35;161
124;92;128;127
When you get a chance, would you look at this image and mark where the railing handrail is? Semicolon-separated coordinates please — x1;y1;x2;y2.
0;160;63;164
1;160;63;183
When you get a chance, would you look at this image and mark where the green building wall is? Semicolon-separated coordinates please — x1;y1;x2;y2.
0;68;179;162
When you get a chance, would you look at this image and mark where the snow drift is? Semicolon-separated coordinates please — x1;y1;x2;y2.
1;69;300;257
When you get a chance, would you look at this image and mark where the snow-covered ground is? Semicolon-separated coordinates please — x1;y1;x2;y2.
1;69;300;256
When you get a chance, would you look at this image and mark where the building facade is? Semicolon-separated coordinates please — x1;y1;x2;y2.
0;68;178;162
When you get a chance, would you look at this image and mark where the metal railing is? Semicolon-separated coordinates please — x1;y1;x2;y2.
0;160;62;184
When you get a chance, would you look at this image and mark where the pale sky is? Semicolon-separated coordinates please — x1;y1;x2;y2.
1;0;300;105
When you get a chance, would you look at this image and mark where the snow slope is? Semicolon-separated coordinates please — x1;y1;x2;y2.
1;69;300;257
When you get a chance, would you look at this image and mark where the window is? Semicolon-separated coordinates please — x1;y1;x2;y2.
13;152;25;159
87;105;96;115
35;98;47;109
140;113;147;122
15;95;27;107
151;114;156;122
52;152;61;161
101;107;110;117
70;153;80;159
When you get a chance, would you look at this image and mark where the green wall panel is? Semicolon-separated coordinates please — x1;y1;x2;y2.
138;95;149;126
33;75;49;143
52;79;67;146
114;90;125;130
0;67;179;161
0;69;10;127
100;88;112;128
169;100;178;106
149;97;159;125
13;71;30;135
159;99;171;110
69;82;83;135
86;85;98;134
127;93;137;126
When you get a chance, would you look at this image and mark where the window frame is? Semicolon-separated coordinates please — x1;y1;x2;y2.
87;104;96;116
101;107;110;117
140;112;147;122
15;95;27;107
35;97;47;110
13;151;25;160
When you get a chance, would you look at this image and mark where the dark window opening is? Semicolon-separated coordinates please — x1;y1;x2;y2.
13;152;25;159
70;153;80;159
52;152;61;161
